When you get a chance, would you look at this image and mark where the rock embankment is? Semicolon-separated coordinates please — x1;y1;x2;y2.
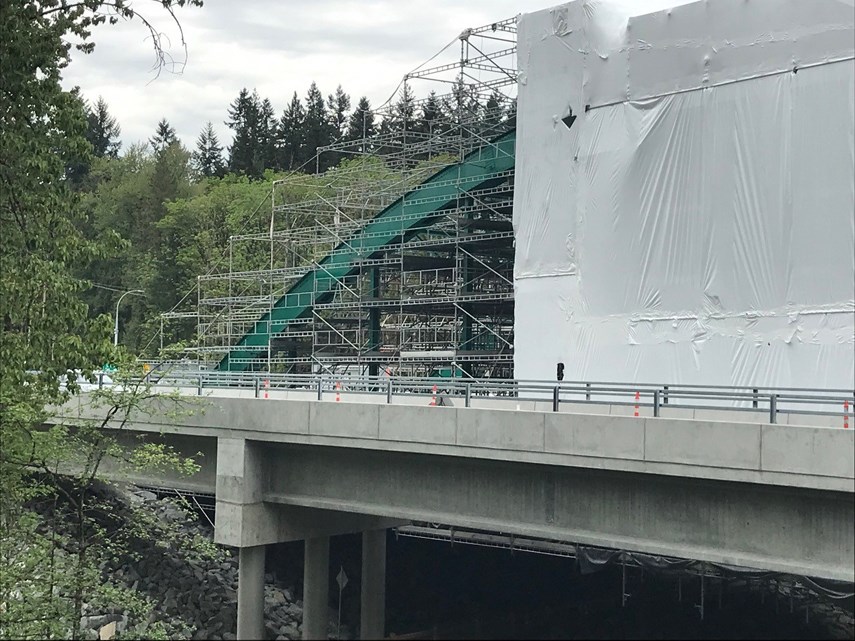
78;487;348;640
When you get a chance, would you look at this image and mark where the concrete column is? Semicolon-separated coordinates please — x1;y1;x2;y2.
360;529;387;640
303;536;330;640
237;545;265;640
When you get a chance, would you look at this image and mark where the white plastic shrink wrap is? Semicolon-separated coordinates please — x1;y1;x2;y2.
513;0;855;388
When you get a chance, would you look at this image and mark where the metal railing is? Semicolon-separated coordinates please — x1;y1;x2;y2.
137;369;854;425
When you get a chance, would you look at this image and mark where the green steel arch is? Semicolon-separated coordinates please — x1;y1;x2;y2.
217;131;516;372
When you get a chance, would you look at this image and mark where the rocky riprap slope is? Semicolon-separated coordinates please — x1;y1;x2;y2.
76;487;349;640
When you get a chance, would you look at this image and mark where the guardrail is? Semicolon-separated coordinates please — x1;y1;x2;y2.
134;369;855;425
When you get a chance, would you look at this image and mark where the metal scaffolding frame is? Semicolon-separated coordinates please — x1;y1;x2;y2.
190;18;518;378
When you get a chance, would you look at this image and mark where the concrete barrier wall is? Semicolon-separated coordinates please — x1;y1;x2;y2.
99;395;854;487
60;392;854;491
172;385;844;428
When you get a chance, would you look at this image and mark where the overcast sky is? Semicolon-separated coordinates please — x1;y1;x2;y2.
61;0;552;152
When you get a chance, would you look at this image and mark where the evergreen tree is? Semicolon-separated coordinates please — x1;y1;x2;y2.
276;92;306;170
482;91;507;134
193;121;225;178
346;96;376;141
86;96;121;158
149;117;177;154
443;77;482;128
225;87;259;175
379;83;417;161
504;97;518;128
255;96;277;173
303;81;334;170
391;82;416;133
417;90;443;135
326;85;351;139
147;142;194;310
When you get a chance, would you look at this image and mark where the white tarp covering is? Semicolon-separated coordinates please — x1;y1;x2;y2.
513;0;855;388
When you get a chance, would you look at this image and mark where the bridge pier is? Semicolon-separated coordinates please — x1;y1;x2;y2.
303;536;330;640
237;545;265;640
215;437;402;639
361;529;387;639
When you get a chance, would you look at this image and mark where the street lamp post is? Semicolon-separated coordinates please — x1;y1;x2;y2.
114;289;144;346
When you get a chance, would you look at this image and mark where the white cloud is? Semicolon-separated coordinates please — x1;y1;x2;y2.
60;0;550;152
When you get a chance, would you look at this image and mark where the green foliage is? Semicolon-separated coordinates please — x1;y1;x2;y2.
87;97;122;159
276;91;307;170
327;85;351;139
346;96;376;141
77;140;196;351
391;81;417;133
1;2;212;639
127;442;200;478
1;2;119;532
225;88;260;176
304;81;335;171
193;121;225;178
1;356;217;639
149;118;178;155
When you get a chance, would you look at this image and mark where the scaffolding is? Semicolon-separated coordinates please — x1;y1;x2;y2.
192;18;518;378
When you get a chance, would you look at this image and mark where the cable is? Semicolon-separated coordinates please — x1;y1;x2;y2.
376;36;459;111
88;282;131;293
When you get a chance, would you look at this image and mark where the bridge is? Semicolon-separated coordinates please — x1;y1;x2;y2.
59;374;854;640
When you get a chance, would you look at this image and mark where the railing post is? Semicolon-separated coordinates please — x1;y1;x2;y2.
752;388;759;409
317;376;323;401
386;378;393;404
465;383;471;408
552;386;560;412
585;382;591;401
197;374;203;396
653;390;660;418
254;377;260;399
663;385;669;405
769;394;777;423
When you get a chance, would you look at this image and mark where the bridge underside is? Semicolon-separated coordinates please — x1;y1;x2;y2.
256;442;854;582
103;425;854;583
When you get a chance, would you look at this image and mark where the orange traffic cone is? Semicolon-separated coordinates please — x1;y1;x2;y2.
633;391;640;417
264;379;269;400
429;384;437;406
335;381;341;402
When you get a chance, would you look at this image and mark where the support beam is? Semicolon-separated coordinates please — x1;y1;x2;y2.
303;536;330;640
360;529;387;640
237;545;265;640
368;267;381;379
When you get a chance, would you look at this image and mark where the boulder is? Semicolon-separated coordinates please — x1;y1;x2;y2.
80;614;118;630
98;621;117;640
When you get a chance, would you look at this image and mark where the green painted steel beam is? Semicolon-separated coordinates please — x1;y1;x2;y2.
218;131;516;372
